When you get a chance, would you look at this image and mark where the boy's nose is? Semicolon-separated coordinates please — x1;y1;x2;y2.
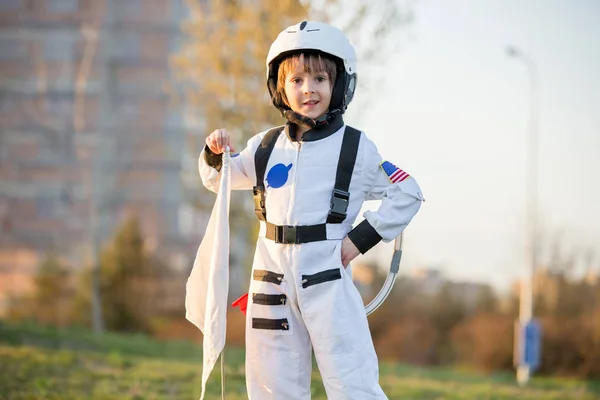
302;82;315;94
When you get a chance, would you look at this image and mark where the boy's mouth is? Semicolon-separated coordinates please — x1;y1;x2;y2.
303;100;319;106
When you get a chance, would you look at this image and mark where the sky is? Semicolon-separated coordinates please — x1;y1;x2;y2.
345;0;600;291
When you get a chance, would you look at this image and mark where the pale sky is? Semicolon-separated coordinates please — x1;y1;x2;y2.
346;0;600;291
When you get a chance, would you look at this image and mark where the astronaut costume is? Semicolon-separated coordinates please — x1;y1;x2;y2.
198;21;423;400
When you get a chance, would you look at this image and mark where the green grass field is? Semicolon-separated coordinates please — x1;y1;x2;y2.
1;321;598;400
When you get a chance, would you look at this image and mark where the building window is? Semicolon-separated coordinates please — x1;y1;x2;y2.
36;196;58;217
45;0;79;13
178;204;198;238
0;37;25;60
0;0;20;11
112;32;140;62
43;37;75;62
44;94;73;117
0;93;15;114
165;109;183;138
119;0;141;17
36;190;71;218
114;95;138;119
169;0;188;22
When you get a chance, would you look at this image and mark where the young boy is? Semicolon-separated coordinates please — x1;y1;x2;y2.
199;21;423;400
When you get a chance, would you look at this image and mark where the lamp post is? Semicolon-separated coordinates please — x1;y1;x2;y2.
506;45;540;385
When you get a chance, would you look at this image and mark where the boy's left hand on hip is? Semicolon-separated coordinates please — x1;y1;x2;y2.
341;237;360;268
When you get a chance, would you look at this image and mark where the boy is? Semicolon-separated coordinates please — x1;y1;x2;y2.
199;21;423;399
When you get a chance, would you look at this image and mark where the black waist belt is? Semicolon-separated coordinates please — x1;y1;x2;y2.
265;222;327;244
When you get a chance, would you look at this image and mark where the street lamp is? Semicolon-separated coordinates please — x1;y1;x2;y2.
506;45;541;386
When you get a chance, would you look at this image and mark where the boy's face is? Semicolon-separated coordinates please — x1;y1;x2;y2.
283;56;332;121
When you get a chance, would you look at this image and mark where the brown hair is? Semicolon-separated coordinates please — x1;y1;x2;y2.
276;52;338;107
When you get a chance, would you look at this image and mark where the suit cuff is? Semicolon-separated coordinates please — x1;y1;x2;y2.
203;145;223;170
347;220;382;254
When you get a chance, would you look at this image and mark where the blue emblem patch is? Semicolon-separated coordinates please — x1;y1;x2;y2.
266;163;293;188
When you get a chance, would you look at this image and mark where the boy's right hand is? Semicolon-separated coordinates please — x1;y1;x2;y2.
206;128;235;154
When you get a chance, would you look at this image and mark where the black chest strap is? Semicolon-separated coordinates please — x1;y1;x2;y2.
327;125;361;223
253;126;284;221
253;125;361;225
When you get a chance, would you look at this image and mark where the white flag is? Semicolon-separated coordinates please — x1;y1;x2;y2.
185;149;231;400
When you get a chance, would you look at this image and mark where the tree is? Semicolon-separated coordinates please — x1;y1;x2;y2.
33;254;74;326
508;229;600;377
172;0;306;137
172;0;414;143
6;254;73;326
450;313;514;372
75;18;106;336
475;285;499;314
98;216;165;333
171;0;415;273
24;0;108;333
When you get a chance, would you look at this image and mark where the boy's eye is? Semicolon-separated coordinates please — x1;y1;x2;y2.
291;78;302;84
316;76;327;82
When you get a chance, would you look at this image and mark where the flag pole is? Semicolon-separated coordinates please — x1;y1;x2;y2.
220;349;225;400
220;146;230;400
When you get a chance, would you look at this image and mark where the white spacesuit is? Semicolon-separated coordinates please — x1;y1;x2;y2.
198;21;424;400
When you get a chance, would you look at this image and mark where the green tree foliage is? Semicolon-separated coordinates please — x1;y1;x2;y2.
32;255;73;326
450;313;514;372
171;1;414;141
98;217;164;334
171;0;309;277
5;254;74;326
171;0;307;139
170;0;416;275
70;217;167;334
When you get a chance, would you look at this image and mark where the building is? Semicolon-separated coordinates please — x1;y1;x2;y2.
410;267;495;311
410;267;445;295
0;0;204;312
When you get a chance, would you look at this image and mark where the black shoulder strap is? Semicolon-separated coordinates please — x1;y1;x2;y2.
253;126;284;221
252;125;361;224
327;126;361;223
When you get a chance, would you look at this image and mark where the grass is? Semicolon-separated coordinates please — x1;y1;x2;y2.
1;320;598;400
0;320;201;362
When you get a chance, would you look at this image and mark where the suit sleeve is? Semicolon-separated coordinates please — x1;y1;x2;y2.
198;132;265;193
347;137;424;254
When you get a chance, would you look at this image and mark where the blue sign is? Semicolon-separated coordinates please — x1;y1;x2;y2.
516;320;542;370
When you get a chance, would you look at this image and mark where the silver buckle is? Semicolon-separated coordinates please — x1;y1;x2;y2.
277;225;297;244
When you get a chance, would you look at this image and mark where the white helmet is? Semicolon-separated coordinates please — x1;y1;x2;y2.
266;21;358;117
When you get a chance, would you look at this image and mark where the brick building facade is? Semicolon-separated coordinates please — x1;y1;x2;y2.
0;0;203;314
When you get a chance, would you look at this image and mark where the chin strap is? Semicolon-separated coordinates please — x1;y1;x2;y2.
282;108;344;129
283;110;317;128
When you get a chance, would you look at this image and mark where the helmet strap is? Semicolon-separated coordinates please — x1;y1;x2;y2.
283;110;316;129
283;108;343;130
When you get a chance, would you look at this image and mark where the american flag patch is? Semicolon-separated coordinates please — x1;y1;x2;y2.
381;161;410;183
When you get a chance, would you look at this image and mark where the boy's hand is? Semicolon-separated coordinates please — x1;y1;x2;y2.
206;128;235;154
341;236;360;268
